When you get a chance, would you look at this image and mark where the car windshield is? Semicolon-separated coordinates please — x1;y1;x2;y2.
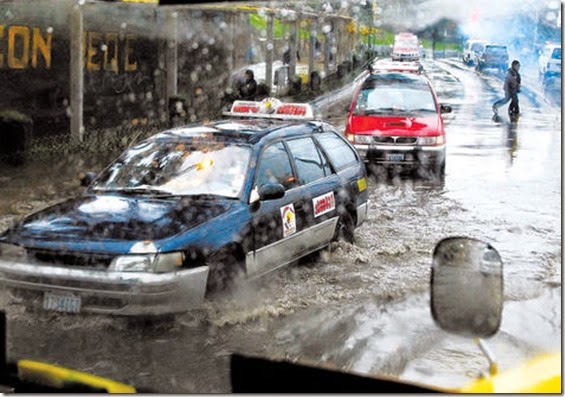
551;48;561;59
354;75;436;114
471;43;485;52
92;140;251;198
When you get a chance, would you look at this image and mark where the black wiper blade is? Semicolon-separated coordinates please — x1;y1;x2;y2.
355;108;407;115
183;193;238;201
94;187;176;197
409;108;437;113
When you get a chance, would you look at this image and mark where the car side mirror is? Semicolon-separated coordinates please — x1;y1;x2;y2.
440;104;452;114
258;183;285;201
79;172;97;187
431;237;503;338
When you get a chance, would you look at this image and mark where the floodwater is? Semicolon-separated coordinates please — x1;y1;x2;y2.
0;58;560;393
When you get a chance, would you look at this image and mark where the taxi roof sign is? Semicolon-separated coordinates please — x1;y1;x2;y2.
224;98;315;120
370;59;423;74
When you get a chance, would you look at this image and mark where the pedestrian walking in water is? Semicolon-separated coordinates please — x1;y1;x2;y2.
493;60;521;117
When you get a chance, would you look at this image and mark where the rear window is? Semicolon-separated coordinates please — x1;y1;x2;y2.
315;132;358;172
485;46;507;55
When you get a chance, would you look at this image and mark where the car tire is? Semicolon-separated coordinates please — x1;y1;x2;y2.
333;211;355;244
205;248;245;296
433;160;446;182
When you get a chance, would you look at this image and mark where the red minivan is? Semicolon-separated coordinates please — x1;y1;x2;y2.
344;67;451;180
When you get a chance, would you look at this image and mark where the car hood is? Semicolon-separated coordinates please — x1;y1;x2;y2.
348;114;442;136
1;195;232;243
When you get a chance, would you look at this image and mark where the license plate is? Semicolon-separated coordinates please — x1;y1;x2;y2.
386;153;404;161
43;291;81;313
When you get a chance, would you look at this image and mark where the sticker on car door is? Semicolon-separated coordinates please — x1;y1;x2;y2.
313;192;335;218
280;204;296;237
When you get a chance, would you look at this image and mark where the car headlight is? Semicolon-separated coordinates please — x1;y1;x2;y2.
0;242;27;260
109;252;184;273
418;136;443;146
351;135;374;144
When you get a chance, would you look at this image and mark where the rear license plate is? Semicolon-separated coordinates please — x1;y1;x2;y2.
43;291;81;313
386;153;404;161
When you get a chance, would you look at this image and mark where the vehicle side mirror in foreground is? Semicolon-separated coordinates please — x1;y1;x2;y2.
440;104;452;114
431;237;503;338
78;172;97;187
258;183;285;201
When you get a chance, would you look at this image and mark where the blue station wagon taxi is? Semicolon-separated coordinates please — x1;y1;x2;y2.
0;99;369;316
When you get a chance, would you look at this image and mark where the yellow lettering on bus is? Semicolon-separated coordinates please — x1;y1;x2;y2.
104;32;119;73
31;28;52;69
124;34;137;72
86;31;102;71
8;25;30;69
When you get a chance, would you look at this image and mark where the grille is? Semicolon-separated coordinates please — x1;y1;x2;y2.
29;249;113;269
373;136;417;145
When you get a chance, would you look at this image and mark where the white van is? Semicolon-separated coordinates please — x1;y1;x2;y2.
462;39;488;66
538;43;561;80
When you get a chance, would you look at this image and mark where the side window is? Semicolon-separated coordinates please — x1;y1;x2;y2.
255;142;296;190
286;137;326;185
315;131;358;172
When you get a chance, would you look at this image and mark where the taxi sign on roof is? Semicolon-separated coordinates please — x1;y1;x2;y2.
224;97;315;120
370;59;423;74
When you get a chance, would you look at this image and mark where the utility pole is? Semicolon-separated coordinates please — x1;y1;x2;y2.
165;11;178;100
265;14;274;92
70;0;84;143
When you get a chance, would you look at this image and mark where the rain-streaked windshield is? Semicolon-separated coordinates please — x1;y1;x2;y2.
92;140;251;198
354;75;436;114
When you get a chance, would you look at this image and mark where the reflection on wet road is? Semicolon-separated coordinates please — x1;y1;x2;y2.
0;58;560;392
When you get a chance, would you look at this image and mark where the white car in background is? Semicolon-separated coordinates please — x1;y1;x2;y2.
538;43;561;79
391;32;421;62
462;39;488;66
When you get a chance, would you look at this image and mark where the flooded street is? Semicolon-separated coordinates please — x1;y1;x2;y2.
0;58;560;392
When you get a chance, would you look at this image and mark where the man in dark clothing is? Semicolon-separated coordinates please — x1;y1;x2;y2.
493;60;521;116
282;48;301;65
238;69;258;100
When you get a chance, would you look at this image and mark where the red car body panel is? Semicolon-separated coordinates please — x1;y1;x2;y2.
347;114;442;137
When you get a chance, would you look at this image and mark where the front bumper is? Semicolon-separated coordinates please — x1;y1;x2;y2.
353;143;445;170
0;259;209;316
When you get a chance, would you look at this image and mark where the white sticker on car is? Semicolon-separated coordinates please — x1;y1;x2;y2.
280;204;296;237
313;192;335;218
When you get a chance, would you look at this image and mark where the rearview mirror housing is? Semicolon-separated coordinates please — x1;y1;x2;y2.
431;237;503;338
258;183;285;201
440;104;452;114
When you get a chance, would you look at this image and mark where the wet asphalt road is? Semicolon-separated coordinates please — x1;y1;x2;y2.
0;58;560;392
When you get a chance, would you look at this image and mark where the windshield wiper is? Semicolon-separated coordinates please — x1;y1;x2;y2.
182;193;238;201
409;108;437;113
354;108;407;115
93;187;176;197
